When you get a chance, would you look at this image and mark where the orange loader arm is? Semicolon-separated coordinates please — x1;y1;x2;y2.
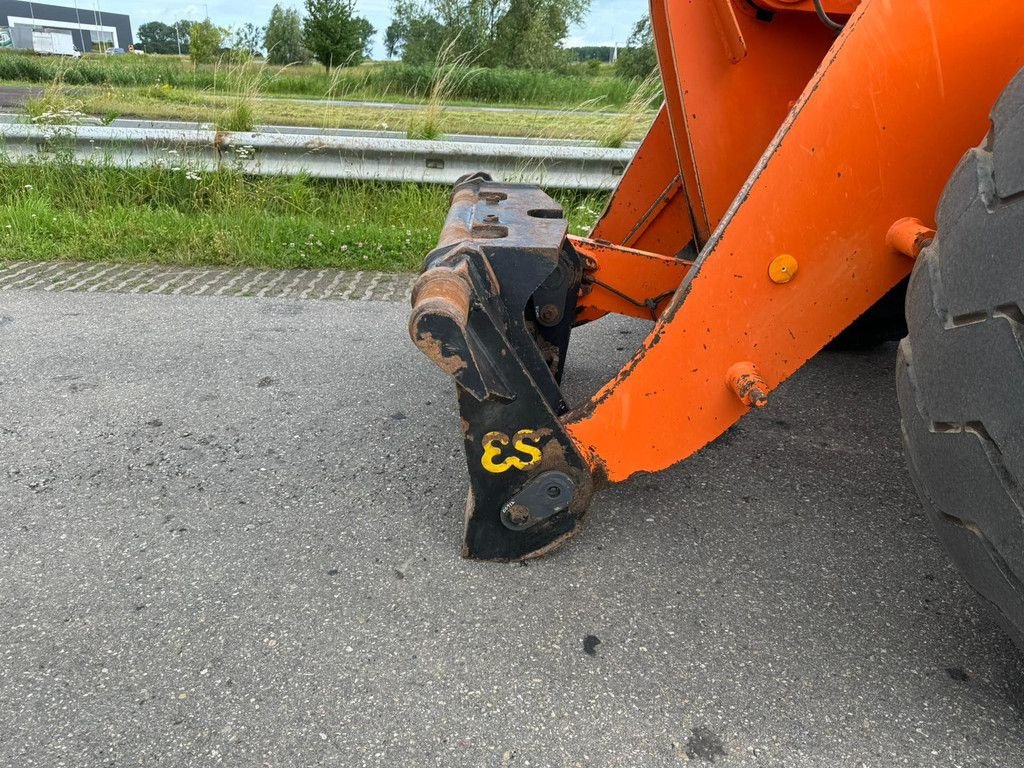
410;0;1024;560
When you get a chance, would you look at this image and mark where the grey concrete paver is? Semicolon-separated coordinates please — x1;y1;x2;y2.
0;261;415;303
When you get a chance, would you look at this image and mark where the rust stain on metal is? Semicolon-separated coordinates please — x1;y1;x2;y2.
726;362;769;408
409;264;473;376
412;331;467;376
460;490;477;559
506;503;531;526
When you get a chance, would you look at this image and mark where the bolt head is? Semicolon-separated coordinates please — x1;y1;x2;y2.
507;504;531;526
538;304;561;325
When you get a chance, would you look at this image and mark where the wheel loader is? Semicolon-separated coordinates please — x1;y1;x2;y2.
409;0;1024;647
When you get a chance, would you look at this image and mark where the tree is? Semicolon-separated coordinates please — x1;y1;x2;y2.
139;19;194;55
615;15;656;80
385;0;497;64
189;19;226;64
567;45;613;63
137;21;177;54
492;0;584;70
385;0;589;69
232;22;265;58
137;19;194;54
264;4;309;65
384;1;444;63
303;0;375;70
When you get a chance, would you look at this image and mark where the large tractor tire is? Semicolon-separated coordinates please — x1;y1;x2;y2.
898;68;1024;648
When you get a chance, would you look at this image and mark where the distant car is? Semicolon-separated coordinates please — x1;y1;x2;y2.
105;47;125;55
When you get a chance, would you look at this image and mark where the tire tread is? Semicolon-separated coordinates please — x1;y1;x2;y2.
899;68;1024;648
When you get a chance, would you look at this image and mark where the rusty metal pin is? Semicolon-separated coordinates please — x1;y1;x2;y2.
726;362;769;408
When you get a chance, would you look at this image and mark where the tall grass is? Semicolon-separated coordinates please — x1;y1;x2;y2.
407;40;477;140
0;50;639;108
357;64;634;106
212;58;266;132
0;156;608;271
24;80;88;125
598;72;664;148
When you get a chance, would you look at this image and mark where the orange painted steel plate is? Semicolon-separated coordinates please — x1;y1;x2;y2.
590;106;692;257
651;0;837;243
567;0;1024;482
572;237;692;323
754;0;859;14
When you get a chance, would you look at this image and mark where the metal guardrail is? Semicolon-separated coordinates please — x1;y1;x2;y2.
0;123;635;191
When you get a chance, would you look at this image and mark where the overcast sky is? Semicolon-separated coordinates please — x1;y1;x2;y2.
79;0;648;57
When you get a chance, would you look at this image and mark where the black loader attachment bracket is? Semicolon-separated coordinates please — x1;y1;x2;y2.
409;173;595;561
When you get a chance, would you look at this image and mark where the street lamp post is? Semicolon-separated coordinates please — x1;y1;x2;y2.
73;0;84;51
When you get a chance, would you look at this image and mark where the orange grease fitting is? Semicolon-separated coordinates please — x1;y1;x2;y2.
886;217;936;259
726;362;769;408
768;253;799;284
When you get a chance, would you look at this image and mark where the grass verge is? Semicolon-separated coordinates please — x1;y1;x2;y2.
0;159;607;272
0;51;637;109
43;84;654;143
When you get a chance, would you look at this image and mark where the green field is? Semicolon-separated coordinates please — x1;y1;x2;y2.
0;159;607;272
25;85;654;144
6;49;659;143
0;51;637;109
0;52;628;271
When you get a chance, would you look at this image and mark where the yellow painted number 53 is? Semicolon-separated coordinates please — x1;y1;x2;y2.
481;430;543;474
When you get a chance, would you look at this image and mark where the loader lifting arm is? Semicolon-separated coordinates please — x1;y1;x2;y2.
410;0;1024;560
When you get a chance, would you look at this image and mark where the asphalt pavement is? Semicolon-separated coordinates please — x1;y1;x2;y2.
1;289;1023;767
